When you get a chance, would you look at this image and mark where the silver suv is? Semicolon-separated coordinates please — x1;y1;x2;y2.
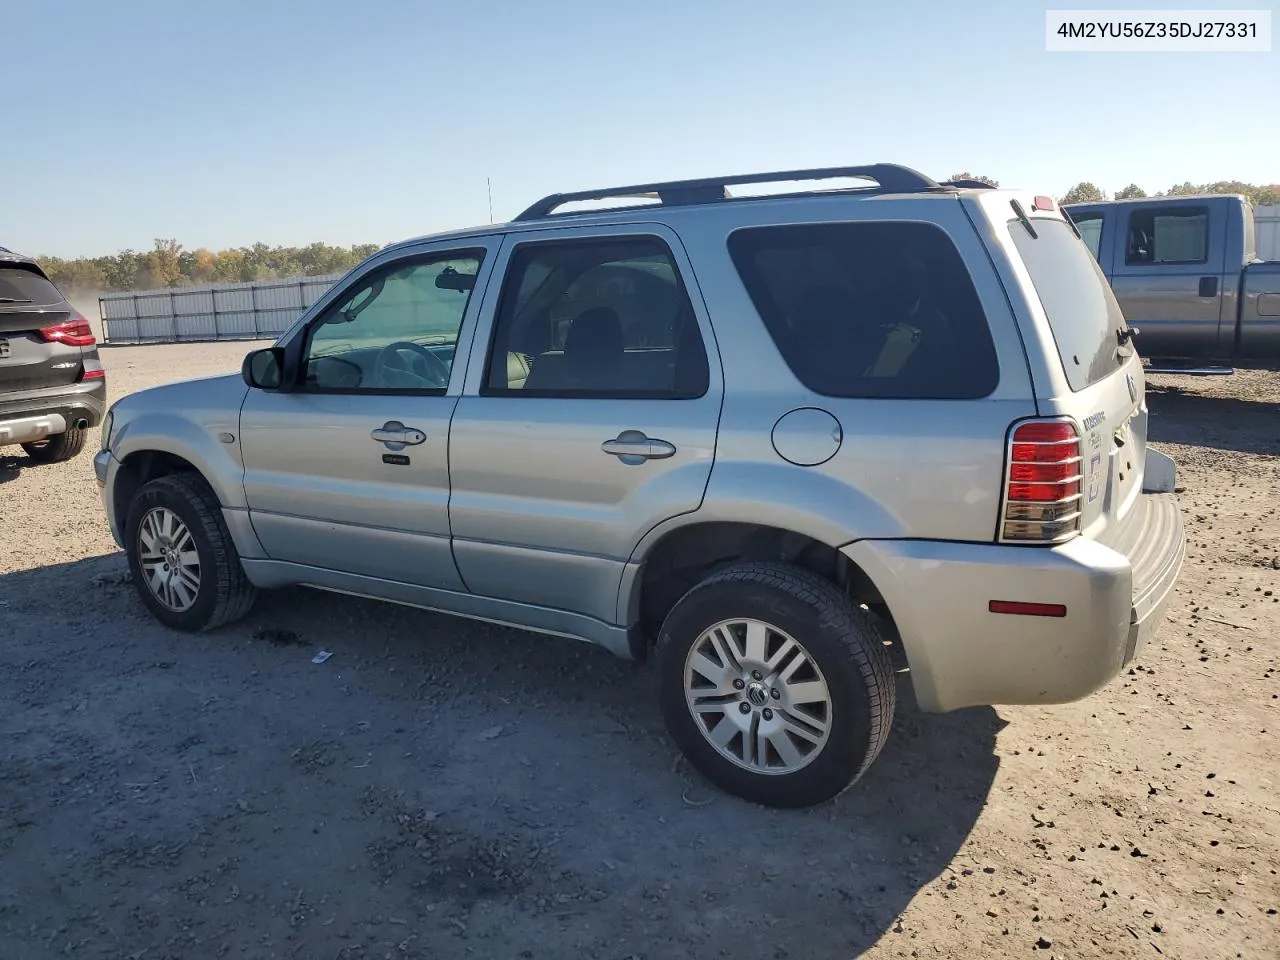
95;164;1186;808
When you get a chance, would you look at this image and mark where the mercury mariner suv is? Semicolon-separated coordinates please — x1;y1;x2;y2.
94;164;1186;808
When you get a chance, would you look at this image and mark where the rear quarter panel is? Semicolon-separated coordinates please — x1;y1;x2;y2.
1239;260;1280;358
965;191;1148;539
638;193;1038;547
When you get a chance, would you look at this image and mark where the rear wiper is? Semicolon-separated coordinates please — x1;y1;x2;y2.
1117;326;1139;346
0;297;34;304
1009;199;1038;239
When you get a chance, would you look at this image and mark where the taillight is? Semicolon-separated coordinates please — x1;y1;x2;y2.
1000;418;1082;543
39;312;96;347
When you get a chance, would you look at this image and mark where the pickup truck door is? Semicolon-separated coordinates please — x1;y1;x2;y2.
239;239;500;590
1106;200;1229;359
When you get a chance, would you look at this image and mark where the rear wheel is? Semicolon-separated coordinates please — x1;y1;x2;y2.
124;473;257;631
658;561;896;808
21;426;87;464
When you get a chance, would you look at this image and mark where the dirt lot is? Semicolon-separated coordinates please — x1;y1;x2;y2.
2;342;1277;960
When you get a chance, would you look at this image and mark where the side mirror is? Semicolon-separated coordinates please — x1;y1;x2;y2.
242;347;285;390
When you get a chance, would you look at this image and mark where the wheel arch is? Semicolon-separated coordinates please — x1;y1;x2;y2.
112;449;206;530
111;426;264;562
623;519;893;650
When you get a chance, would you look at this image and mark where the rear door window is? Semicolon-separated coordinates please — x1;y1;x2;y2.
1124;206;1209;265
1009;218;1129;392
727;221;999;399
0;267;63;306
483;236;710;398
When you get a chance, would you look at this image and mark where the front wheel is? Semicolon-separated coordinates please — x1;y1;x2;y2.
658;561;896;808
124;473;257;631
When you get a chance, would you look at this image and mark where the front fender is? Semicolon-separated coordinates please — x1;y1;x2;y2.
109;374;249;510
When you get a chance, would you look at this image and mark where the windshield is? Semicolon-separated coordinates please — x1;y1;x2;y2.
1009;218;1130;392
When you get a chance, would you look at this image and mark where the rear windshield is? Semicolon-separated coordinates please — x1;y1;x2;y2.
728;221;999;399
0;266;63;306
1008;218;1128;392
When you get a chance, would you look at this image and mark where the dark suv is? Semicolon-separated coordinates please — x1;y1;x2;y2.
0;247;106;464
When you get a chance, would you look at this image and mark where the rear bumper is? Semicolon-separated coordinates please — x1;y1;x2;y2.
0;412;69;446
0;379;106;445
844;457;1186;713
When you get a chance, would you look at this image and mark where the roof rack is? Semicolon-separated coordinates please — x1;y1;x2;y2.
513;163;944;221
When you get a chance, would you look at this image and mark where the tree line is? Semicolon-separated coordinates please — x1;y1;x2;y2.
39;239;383;297
36;176;1280;296
950;173;1280;206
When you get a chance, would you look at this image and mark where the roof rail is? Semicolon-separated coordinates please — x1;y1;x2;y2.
513;163;943;221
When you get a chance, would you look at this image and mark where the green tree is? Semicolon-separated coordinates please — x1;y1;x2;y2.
1062;182;1106;204
948;171;1000;187
1115;184;1147;199
145;238;183;288
102;249;142;290
1159;181;1280;205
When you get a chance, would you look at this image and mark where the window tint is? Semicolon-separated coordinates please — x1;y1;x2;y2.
1009;218;1128;392
1125;206;1209;265
727;221;999;400
484;237;709;398
302;251;483;392
0;267;63;306
1072;213;1104;262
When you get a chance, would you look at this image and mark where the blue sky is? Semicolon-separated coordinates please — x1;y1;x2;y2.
6;0;1277;257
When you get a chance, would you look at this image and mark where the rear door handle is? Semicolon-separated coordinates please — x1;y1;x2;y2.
371;420;427;448
601;431;676;462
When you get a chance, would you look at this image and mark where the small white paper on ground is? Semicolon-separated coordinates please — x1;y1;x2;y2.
312;650;333;664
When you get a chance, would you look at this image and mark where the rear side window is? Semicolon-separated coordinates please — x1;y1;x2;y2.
1009;218;1128;392
1125;206;1209;265
0;267;63;306
728;221;999;399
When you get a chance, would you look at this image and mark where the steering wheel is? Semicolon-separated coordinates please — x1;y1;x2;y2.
373;341;451;388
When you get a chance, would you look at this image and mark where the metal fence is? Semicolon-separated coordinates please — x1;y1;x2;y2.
99;274;342;344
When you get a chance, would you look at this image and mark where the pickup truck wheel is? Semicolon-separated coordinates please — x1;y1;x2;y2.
124;473;257;632
658;561;896;808
21;426;87;464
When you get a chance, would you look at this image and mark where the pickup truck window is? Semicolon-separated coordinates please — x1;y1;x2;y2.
1072;213;1104;262
1125;206;1209;266
1009;218;1128;392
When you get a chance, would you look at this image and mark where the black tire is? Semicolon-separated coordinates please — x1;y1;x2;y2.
124;472;257;631
22;426;87;464
658;561;896;808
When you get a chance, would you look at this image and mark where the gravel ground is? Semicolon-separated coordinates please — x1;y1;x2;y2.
1;341;1277;960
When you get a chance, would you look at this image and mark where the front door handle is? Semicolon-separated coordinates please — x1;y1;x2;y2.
601;430;677;463
371;420;427;449
1198;276;1218;298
